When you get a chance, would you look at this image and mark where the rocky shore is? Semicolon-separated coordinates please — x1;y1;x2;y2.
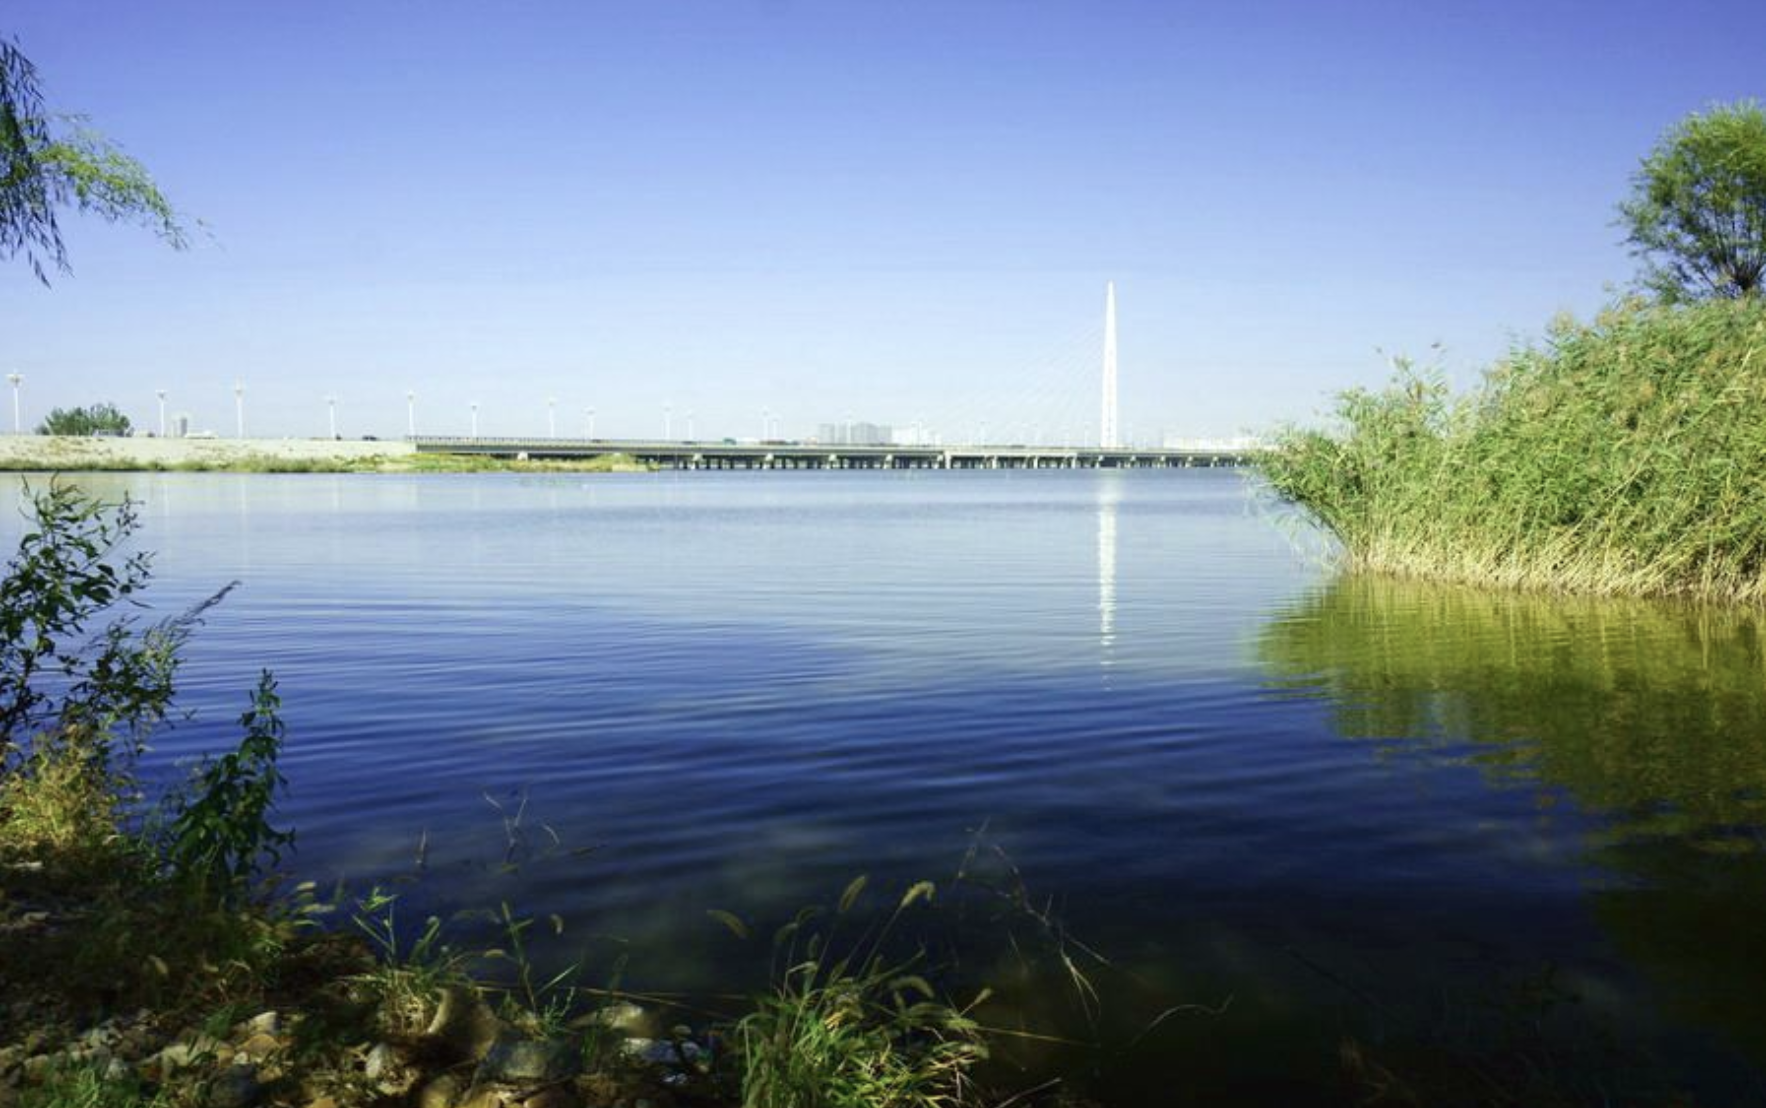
0;946;723;1108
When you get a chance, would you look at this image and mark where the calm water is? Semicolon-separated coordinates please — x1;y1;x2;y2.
8;470;1765;1103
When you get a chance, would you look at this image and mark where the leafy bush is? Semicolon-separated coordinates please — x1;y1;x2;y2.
1;481;290;894
162;671;294;897
0;482;205;773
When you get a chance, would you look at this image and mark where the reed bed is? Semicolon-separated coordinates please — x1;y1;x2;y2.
1260;297;1766;602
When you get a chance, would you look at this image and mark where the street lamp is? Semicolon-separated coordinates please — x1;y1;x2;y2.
156;390;167;438
7;373;22;434
470;401;479;438
547;397;556;438
761;406;770;441
664;403;672;440
586;407;596;439
326;395;338;440
406;391;416;438
686;409;695;441
233;381;245;439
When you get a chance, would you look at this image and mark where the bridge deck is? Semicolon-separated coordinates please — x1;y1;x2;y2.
410;437;1251;469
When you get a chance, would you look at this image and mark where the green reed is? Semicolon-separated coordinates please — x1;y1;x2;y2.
1261;297;1766;601
728;876;990;1108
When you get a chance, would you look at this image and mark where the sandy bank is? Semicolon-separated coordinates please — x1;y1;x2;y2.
0;434;417;470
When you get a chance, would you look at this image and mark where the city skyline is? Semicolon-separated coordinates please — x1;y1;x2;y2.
3;1;1762;439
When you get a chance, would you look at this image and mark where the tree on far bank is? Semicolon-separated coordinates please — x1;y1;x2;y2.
38;402;132;437
1619;100;1766;302
1;36;185;284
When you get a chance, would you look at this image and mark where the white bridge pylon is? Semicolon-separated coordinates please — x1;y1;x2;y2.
1100;281;1119;450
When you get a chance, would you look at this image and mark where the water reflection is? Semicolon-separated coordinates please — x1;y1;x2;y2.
1097;472;1120;661
1257;574;1766;1066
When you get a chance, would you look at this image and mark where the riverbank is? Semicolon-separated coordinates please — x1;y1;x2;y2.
1259;297;1766;603
0;845;730;1108
1;794;990;1108
0;437;652;474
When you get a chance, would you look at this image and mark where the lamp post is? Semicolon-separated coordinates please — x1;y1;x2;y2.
470;401;479;438
326;395;338;440
156;390;167;437
406;391;416;438
547;397;556;438
664;403;672;440
761;407;770;442
586;407;596;439
233;381;245;439
686;409;695;441
7;373;23;434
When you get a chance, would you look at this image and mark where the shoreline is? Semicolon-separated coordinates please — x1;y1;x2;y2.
0;435;650;474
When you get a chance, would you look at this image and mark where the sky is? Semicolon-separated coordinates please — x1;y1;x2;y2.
3;0;1763;443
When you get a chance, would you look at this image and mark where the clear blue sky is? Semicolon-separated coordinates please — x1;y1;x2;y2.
3;1;1761;442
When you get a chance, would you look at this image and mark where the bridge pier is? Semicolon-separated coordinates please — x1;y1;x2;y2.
407;436;1251;469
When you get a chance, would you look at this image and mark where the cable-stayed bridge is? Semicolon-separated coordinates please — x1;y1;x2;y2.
413;283;1258;468
409;436;1250;469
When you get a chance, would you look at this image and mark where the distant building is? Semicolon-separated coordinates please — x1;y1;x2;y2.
174;413;191;438
816;420;893;445
1163;433;1264;452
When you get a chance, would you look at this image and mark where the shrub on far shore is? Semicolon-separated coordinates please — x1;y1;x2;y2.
1260;297;1766;602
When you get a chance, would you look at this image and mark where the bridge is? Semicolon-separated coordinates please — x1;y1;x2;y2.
410;283;1257;468
410;437;1252;469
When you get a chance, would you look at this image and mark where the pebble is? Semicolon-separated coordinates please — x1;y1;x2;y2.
520;1088;577;1108
426;984;507;1060
207;1061;263;1108
237;1032;282;1060
154;1034;227;1071
476;1034;579;1085
418;1073;463;1108
364;1042;398;1082
620;1037;704;1067
578;1002;651;1037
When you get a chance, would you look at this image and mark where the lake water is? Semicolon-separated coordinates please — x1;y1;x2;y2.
7;470;1764;1104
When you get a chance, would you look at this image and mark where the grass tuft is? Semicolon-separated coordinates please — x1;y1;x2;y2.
733;878;990;1108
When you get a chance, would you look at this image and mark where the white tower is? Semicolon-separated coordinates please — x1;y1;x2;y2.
1100;282;1119;449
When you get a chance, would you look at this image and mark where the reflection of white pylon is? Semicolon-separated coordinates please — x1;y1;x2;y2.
1101;281;1119;449
1098;473;1120;659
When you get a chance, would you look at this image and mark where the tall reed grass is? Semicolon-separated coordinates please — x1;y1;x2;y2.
1261;297;1766;601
